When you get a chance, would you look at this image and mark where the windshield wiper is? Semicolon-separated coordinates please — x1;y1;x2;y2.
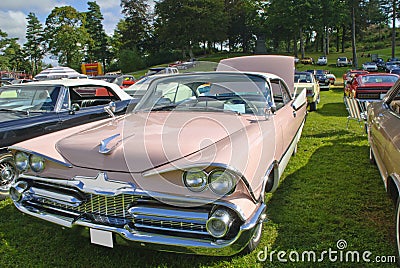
177;106;242;115
151;104;178;111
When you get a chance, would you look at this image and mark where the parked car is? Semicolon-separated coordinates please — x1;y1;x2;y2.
344;73;399;100
0;79;133;195
146;67;179;76
385;61;400;73
316;56;327;65
294;71;320;111
390;68;400;75
367;79;400;260
342;69;369;87
362;62;378;72
8;55;307;256
124;74;171;99
301;57;314;65
91;74;136;88
314;73;330;90
373;57;385;69
326;73;336;85
337;57;350;67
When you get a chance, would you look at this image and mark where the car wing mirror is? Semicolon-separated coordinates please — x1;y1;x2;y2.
292;88;307;111
104;101;116;119
264;101;276;120
69;103;80;114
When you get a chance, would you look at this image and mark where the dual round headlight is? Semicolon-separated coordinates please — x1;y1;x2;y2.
182;168;237;195
14;152;45;173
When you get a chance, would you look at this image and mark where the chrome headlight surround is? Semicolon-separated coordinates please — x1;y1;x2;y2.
182;168;208;192
208;169;237;196
29;154;45;173
206;208;233;238
14;152;29;171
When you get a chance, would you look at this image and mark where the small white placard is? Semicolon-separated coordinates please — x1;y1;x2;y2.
223;103;245;114
380;93;386;99
90;228;113;248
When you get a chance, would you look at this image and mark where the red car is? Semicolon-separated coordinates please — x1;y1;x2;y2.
345;73;399;100
342;70;368;89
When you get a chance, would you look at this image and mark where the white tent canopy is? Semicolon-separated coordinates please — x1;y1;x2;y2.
34;66;87;81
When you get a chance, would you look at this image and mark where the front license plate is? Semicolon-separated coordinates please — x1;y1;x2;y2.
90;228;114;248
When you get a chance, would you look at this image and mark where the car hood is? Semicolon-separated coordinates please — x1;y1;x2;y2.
56;111;251;173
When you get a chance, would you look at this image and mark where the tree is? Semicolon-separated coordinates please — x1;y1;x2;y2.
24;12;45;76
84;1;109;71
155;0;228;57
119;0;150;52
44;6;90;69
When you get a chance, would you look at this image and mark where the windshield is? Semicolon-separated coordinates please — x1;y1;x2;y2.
0;85;61;112
125;76;154;98
134;73;270;115
294;73;312;83
361;75;398;84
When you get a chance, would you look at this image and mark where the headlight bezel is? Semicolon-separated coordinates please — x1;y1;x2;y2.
182;167;238;196
182;168;208;192
208;169;237;196
14;152;29;171
29;154;46;173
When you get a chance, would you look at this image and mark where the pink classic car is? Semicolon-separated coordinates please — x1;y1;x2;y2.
8;56;307;255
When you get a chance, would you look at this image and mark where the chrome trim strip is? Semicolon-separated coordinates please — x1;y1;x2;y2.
28;187;83;207
128;206;209;223
8;146;72;168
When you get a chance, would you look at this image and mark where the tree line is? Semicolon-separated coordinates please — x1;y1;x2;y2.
0;0;398;76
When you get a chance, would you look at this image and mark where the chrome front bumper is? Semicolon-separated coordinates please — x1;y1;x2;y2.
11;174;266;256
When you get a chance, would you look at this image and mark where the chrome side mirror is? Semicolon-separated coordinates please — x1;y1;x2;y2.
104;101;116;119
69;103;80;114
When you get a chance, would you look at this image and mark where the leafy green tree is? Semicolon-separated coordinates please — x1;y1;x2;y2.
119;0;150;52
23;12;45;75
155;0;227;57
84;1;109;71
44;6;90;69
225;0;259;53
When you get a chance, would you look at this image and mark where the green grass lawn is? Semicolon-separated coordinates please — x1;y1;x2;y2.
0;87;397;267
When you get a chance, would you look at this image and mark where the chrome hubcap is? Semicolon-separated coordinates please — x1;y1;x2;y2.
0;160;16;189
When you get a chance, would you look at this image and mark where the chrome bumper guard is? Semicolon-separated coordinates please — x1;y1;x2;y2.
11;175;266;256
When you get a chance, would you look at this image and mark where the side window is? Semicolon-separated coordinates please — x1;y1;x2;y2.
70;86;118;109
270;79;291;110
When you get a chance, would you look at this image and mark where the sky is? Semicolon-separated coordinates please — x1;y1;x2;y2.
0;0;124;44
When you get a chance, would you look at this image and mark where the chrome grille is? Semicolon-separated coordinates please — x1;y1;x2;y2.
21;180;212;237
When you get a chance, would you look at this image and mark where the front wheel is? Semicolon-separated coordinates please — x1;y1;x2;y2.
0;153;17;196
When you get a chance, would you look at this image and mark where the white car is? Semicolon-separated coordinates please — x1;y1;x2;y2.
316;56;327;65
326;73;336;85
337;57;350;67
362;62;378;72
